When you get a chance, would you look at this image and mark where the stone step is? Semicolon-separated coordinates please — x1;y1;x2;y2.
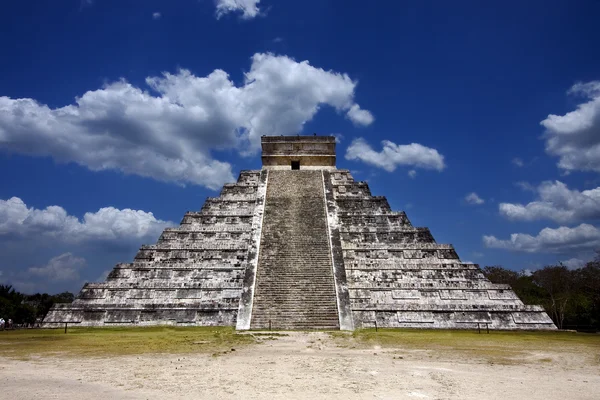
252;322;339;328
253;320;339;325
253;302;337;306
254;290;337;295
252;317;339;322
251;310;339;315
252;325;340;330
253;316;339;321
251;170;340;330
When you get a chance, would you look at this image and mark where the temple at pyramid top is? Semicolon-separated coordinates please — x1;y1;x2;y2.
261;135;336;169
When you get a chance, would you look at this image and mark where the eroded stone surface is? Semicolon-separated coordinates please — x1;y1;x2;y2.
250;170;339;329
44;136;556;330
327;168;555;330
43;170;264;327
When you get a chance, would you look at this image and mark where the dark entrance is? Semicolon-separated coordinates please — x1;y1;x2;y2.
291;160;300;170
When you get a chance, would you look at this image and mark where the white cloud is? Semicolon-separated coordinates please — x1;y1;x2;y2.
465;192;484;205
499;181;600;223
408;170;417;179
511;157;524;167
483;223;600;253
215;0;261;19
560;257;586;270
0;53;372;189
238;54;373;142
346;104;374;126
541;81;600;174
0;197;173;242
515;181;536;192
152;12;161;20
345;138;445;172
28;253;86;282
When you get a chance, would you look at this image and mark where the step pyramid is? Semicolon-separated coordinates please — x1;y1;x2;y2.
43;136;556;330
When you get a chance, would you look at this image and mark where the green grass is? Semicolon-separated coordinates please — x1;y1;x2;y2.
330;329;600;365
2;326;598;365
0;326;255;359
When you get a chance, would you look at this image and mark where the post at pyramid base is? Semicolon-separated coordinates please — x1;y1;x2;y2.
43;135;556;330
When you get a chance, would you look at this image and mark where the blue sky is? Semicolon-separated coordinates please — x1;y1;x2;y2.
1;0;600;294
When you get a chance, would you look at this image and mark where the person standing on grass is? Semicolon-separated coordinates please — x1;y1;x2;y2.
0;318;4;330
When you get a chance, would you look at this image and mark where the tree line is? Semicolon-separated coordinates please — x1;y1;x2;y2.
0;285;74;326
483;257;600;331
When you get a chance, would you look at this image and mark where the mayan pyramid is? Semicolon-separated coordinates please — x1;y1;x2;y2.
43;136;556;330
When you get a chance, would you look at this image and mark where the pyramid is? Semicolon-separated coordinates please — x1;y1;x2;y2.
43;136;556;330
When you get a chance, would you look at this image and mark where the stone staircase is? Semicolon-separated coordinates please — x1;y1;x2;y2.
250;170;340;330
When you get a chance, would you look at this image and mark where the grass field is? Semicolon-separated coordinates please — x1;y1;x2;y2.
332;328;600;365
1;327;598;365
0;326;255;358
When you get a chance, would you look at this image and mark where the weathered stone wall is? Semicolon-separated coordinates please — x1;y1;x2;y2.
261;136;336;168
43;135;557;331
235;170;268;329
326;169;556;330
43;170;266;327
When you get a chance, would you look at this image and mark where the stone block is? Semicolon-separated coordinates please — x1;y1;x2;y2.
397;311;435;323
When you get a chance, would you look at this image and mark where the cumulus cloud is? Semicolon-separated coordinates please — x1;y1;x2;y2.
541;81;600;174
483;223;600;253
346;104;374;126
332;133;344;144
28;253;87;282
511;157;524;167
215;0;261;19
408;170;417;179
561;257;586;270
0;197;172;242
0;53;372;189
152;12;161;20
499;181;600;224
465;192;484;205
515;181;536;192
345;138;445;172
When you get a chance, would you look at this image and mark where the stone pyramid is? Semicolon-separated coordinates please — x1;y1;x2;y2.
44;136;556;330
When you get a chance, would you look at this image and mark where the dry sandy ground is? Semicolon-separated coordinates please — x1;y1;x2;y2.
1;331;598;400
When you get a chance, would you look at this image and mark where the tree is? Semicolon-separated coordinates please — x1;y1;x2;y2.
531;265;573;329
482;265;547;306
482;266;519;286
571;260;600;329
0;285;75;325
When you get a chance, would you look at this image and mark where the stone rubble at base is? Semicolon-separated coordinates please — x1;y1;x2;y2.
43;136;556;330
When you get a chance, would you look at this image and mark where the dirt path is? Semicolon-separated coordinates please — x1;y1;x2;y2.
1;331;598;399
